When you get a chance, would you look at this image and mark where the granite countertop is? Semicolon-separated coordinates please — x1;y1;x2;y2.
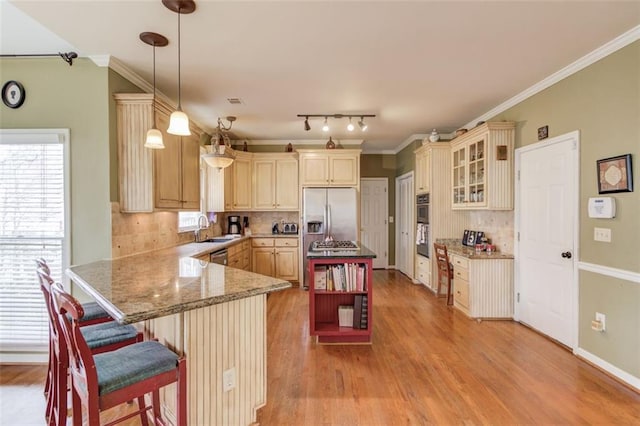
436;238;514;260
306;243;377;259
66;243;291;325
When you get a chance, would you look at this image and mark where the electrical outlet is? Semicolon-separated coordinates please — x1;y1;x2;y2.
389;216;394;224
595;312;606;331
223;368;236;392
594;227;611;242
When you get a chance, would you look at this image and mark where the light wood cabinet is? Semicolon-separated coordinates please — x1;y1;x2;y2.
298;149;361;187
114;94;154;212
415;254;430;288
251;154;299;211
415;147;431;194
251;238;298;282
450;122;515;210
227;239;251;271
223;151;252;211
153;104;202;211
450;253;513;319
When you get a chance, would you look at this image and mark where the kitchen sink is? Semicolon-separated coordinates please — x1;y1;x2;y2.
199;237;233;243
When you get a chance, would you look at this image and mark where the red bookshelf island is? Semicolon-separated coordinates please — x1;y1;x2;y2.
307;244;376;344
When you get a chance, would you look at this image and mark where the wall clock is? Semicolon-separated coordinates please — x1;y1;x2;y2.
2;80;26;109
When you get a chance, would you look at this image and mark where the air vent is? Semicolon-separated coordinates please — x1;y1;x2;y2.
227;98;242;104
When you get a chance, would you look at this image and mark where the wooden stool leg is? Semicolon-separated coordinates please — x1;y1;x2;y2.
152;390;162;424
71;388;83;426
137;396;149;426
177;360;187;426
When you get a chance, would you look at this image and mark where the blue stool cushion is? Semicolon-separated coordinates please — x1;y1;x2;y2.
81;322;138;349
94;341;179;395
79;301;111;321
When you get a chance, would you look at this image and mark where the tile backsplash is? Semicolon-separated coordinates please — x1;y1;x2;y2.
221;211;300;235
111;202;195;258
466;210;514;254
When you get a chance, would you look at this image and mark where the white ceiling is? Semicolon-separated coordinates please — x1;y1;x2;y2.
2;1;639;152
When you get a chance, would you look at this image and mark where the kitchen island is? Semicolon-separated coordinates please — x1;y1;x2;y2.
307;244;376;344
66;242;291;426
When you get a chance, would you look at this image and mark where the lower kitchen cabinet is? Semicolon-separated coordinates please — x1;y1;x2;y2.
228;239;251;271
450;253;514;319
251;238;298;282
415;254;431;290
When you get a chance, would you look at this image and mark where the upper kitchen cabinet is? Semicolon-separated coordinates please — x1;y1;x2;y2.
153;103;202;211
114;94;154;212
225;151;252;211
450;122;515;210
415;146;431;194
252;153;298;210
298;149;361;187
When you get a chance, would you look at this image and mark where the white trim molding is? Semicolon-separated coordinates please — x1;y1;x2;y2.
575;348;640;392
578;262;640;284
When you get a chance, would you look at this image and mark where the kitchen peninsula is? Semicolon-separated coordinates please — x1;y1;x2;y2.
66;242;291;426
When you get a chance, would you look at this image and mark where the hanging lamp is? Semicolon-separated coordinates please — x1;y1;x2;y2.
164;0;195;136
202;116;237;170
140;32;169;149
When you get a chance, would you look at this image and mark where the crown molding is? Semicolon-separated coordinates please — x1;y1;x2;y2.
393;133;428;154
461;24;640;131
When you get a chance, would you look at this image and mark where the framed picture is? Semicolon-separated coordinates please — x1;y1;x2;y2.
597;154;633;194
467;231;476;246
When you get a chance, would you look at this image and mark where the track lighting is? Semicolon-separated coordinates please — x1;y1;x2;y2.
322;117;330;132
297;114;376;132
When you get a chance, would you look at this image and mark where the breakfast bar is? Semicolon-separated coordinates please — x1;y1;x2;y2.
66;243;291;426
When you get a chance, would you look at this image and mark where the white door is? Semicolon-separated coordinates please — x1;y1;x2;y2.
361;178;388;269
515;131;579;348
395;172;414;277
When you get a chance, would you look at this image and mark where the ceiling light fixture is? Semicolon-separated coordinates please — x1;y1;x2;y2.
296;114;376;132
164;0;195;136
140;32;169;149
202;116;237;170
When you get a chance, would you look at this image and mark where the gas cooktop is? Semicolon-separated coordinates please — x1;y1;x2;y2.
310;240;359;251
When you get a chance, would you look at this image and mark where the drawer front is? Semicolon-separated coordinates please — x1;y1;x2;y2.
227;241;243;256
454;266;469;281
451;254;469;269
252;238;275;247
454;278;469;308
275;238;298;247
228;253;243;269
416;255;429;270
417;270;430;286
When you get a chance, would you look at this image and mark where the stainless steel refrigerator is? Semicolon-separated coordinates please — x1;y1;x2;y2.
302;187;358;287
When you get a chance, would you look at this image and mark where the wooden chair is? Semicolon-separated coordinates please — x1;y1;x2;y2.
433;243;454;305
36;267;141;426
52;284;187;426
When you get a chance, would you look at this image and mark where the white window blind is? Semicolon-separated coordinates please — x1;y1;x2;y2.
0;130;68;353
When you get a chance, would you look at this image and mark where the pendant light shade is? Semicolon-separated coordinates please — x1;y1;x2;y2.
164;0;195;136
202;116;236;169
140;32;169;149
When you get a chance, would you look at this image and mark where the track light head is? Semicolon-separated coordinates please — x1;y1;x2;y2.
358;117;368;131
304;117;311;131
322;117;329;132
347;117;354;132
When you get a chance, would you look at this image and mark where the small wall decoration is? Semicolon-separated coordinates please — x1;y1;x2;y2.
2;80;26;109
537;125;548;140
496;145;508;161
597;154;633;194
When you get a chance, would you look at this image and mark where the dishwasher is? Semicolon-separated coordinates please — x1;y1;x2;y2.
209;248;228;265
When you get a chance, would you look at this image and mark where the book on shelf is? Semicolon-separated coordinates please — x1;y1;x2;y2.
360;295;368;329
314;266;327;290
352;294;369;329
322;263;367;292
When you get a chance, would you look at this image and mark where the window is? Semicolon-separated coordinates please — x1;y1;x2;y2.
178;211;201;232
0;129;69;359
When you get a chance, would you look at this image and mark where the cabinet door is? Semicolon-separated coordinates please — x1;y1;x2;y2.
205;166;225;213
275;159;299;209
300;155;329;185
154;111;183;209
275;247;298;281
180;132;201;210
451;144;467;207
233;157;252;210
466;137;486;207
252;159;276;210
329;155;358;186
224;165;234;211
252;248;274;277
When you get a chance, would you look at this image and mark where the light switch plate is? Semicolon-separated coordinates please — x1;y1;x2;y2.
594;227;611;242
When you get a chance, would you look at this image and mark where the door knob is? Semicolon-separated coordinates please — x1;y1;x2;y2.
561;251;572;259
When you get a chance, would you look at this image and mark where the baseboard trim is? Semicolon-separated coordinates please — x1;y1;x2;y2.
578;261;640;284
0;352;47;364
574;347;640;393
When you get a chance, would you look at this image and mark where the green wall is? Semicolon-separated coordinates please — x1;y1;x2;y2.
492;41;640;377
395;140;421;177
361;154;397;265
0;58;112;271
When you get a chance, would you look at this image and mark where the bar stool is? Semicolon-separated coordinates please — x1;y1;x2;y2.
53;285;187;426
36;258;112;326
36;268;141;426
433;243;454;305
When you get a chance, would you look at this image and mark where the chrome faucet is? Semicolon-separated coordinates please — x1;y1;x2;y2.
195;214;210;242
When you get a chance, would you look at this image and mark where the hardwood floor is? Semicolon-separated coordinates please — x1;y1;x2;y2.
257;270;640;425
2;270;638;425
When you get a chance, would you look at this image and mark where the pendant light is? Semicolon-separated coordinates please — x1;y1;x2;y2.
164;0;195;136
202;116;237;169
140;32;168;149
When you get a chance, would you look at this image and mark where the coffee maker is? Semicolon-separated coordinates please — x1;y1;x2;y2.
228;216;242;235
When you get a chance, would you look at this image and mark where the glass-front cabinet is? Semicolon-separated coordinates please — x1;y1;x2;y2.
450;122;515;210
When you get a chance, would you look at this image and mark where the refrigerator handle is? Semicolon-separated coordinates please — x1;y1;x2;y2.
323;204;327;240
327;204;332;238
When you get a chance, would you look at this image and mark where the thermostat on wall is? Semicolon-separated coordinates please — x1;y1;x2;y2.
588;197;616;219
